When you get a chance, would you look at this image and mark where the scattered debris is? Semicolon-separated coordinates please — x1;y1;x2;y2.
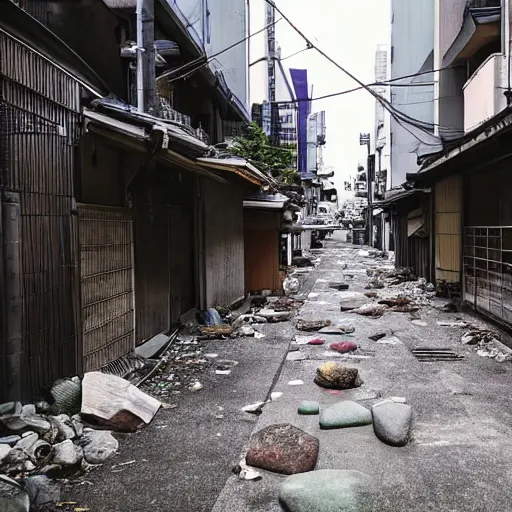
215;370;231;375
288;380;304;386
314;362;363;390
318;325;355;335
437;321;468;328
287;352;306;362
283;276;300;295
189;381;203;392
329;342;358;354
81;372;161;432
271;392;283;401
353;304;386;317
308;338;325;346
459;328;512;362
376;336;402;345
364;291;378;298
411;320;427;327
198;325;233;338
369;333;386;341
242;402;267;414
296;319;331;332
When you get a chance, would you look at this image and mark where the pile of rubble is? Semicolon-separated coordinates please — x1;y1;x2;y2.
460;328;512;363
0;372;160;510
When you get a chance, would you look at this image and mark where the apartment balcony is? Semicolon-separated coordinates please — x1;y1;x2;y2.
463;53;506;132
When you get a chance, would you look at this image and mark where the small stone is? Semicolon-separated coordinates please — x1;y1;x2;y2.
372;402;412;447
319;401;372;429
49;414;76;441
15;432;38;451
0;444;11;462
52;439;82;466
0;402;16;415
246;424;319;475
298;401;320;415
5;415;51;433
314;362;363;390
35;401;52;414
307;338;325;345
82;429;119;464
0;435;21;446
330;342;358;354
339;296;368;311
411;320;427;327
287;351;306;361
279;469;374;512
21;404;36;417
319;325;355;334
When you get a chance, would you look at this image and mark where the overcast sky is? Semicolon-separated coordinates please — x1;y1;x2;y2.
275;0;391;192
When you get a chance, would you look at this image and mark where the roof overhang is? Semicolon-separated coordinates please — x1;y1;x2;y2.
443;7;501;67
409;108;512;182
373;188;431;208
83;108;228;184
197;158;275;186
243;200;286;210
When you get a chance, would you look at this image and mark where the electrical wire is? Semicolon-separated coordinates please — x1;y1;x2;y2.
263;0;457;141
281;45;313;61
157;17;283;83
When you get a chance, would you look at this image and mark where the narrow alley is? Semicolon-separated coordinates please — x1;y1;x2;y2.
68;234;512;511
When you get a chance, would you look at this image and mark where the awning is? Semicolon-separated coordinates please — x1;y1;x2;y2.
243;190;288;210
443;7;501;67
373;188;430;207
409;108;512;182
321;178;336;191
83;108;228;184
197;157;275;186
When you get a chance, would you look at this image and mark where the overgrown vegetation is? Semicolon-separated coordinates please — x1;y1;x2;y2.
229;123;299;184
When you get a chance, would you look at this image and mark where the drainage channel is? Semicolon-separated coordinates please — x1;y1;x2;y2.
411;348;464;362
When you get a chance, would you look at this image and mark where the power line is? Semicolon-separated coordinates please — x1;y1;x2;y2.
157;17;282;83
263;0;458;142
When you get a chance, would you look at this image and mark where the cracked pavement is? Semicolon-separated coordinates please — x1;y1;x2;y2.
69;235;512;511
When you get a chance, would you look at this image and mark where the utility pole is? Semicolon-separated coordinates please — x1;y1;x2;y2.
136;0;157;114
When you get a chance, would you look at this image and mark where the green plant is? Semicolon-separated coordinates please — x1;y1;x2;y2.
229;123;297;180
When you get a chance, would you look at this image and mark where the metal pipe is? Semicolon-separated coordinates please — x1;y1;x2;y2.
136;0;145;113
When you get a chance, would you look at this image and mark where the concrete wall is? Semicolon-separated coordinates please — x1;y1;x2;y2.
172;0;249;110
249;0;270;105
390;0;435;186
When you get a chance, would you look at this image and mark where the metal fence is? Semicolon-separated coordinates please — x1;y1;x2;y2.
463;226;512;324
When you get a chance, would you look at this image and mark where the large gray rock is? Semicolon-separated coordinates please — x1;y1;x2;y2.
82;429;118;464
320;401;372;430
0;475;30;512
25;475;61;508
246;424;319;475
279;469;374;512
52;440;82;467
372;402;412;447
